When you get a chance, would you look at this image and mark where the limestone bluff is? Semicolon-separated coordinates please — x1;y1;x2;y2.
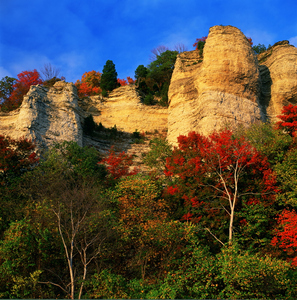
167;25;297;144
0;25;296;148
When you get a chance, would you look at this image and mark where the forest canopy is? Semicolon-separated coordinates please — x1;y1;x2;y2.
1;104;297;298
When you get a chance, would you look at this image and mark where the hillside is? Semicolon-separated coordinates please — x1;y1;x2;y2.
1;25;297;299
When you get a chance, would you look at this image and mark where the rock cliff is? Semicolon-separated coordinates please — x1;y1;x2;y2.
168;25;297;144
83;85;168;134
168;25;263;144
0;25;296;150
258;41;297;121
0;82;168;150
0;81;84;148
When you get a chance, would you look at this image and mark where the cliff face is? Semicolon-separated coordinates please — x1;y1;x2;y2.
85;85;168;134
0;25;296;149
258;41;297;121
168;25;297;144
0;81;84;148
0;82;168;150
168;25;263;144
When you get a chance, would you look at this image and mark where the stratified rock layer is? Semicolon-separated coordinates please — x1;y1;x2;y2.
0;25;296;151
87;85;168;134
0;83;168;150
168;25;263;144
258;41;297;121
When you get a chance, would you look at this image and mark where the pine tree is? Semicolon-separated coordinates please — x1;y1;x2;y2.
101;60;118;92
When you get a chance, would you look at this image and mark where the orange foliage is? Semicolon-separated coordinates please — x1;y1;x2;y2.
0;134;39;184
117;77;135;86
99;147;138;180
127;76;135;84
276;104;297;137
114;176;180;280
193;36;207;50
75;70;102;98
117;78;128;86
247;37;253;46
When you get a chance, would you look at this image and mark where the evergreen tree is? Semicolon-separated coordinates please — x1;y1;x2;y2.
0;76;16;104
135;65;148;82
101;60;118;92
148;50;178;86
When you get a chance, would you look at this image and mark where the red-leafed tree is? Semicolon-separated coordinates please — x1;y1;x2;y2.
117;78;128;86
0;135;39;185
117;77;135;86
75;70;102;98
165;130;277;244
276;103;297;137
1;70;43;111
271;209;297;266
193;36;207;50
127;76;135;84
99;147;138;180
247;37;253;46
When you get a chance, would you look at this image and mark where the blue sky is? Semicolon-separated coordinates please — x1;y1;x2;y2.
0;0;296;83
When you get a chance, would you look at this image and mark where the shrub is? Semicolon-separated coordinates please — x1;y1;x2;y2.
101;90;108;97
143;94;154;105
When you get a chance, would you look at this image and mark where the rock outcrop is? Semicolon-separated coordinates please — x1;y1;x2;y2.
258;41;297;121
83;85;168;134
168;25;297;144
0;82;168;150
0;81;83;148
168;25;264;144
0;25;296;150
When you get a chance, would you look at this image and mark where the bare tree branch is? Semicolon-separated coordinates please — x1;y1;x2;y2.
205;228;225;246
40;63;60;81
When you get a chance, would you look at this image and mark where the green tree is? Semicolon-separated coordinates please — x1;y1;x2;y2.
217;243;293;299
275;148;297;207
142;50;178;107
110;175;184;281
47;141;107;181
135;65;148;83
18;142;113;299
0;76;16;104
100;60;118;92
235;122;292;165
148;238;294;299
143;137;172;176
0;216;59;298
253;43;269;54
147;50;178;88
146;226;220;299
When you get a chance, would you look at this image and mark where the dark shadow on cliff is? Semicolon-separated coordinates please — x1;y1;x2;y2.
259;65;272;122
